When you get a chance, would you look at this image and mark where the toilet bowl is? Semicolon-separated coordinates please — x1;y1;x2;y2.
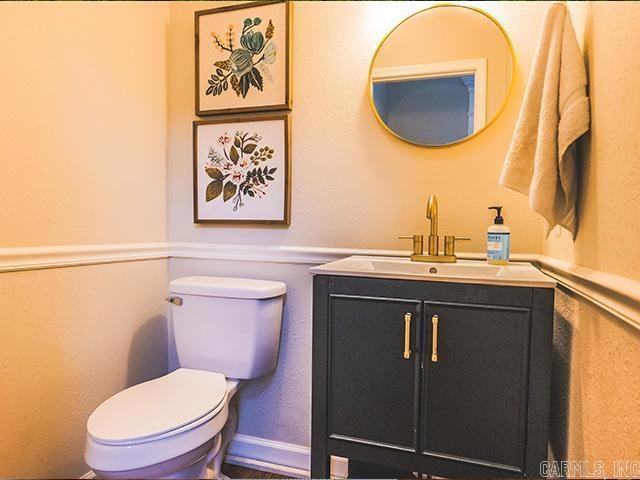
85;369;241;479
84;276;286;479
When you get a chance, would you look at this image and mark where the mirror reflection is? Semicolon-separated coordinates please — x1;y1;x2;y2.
370;5;514;146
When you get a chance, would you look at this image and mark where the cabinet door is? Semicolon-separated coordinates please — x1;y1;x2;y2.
421;302;530;473
328;295;421;451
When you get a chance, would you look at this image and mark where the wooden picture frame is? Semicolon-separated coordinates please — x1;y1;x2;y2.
193;113;291;225
195;1;292;116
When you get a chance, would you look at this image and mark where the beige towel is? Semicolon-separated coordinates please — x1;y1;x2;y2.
499;2;589;238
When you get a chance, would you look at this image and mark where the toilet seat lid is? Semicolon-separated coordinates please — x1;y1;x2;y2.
87;368;227;444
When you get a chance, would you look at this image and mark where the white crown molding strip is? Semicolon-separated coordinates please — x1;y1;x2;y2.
169;241;539;265
537;256;640;331
226;433;348;479
0;242;169;273
169;242;411;265
1;240;637;331
169;242;640;331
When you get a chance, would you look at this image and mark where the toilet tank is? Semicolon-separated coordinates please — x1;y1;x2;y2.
168;276;286;380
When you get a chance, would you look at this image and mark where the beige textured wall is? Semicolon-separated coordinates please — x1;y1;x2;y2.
551;291;640;476
0;2;168;248
0;2;170;477
168;1;546;254
0;262;168;478
546;3;640;474
545;2;640;281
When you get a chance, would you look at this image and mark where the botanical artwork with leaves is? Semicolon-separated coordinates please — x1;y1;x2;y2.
194;114;289;224
204;131;278;212
206;16;277;100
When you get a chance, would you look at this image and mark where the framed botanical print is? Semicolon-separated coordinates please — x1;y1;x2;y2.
195;1;292;116
193;113;291;225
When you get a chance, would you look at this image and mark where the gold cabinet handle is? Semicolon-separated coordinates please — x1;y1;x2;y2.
431;314;439;362
403;313;412;359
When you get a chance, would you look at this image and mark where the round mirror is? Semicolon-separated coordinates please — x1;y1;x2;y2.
369;5;515;147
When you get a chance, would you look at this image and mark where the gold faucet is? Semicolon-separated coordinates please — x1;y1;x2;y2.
426;194;439;256
399;194;470;263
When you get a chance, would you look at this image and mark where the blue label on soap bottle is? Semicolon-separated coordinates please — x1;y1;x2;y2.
487;233;510;260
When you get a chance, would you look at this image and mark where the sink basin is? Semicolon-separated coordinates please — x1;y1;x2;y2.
310;256;556;288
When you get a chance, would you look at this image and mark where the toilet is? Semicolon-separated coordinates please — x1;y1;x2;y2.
84;276;286;479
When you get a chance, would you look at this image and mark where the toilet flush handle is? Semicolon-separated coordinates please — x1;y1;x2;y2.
165;296;183;306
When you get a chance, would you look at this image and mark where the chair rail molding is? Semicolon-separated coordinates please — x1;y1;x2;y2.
536;256;640;331
0;242;169;273
169;241;414;265
169;242;640;331
2;240;637;331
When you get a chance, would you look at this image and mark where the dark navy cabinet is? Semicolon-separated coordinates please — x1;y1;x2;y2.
312;275;554;478
329;296;421;451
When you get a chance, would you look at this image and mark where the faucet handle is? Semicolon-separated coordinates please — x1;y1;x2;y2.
444;236;470;256
398;235;424;256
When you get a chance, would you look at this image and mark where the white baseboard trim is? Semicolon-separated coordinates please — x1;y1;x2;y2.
227;434;310;474
227;434;348;478
225;455;310;478
77;436;345;480
0;242;168;273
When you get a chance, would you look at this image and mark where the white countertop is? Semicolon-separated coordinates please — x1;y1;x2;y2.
310;255;556;288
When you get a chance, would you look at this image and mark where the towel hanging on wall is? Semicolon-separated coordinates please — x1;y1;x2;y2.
499;2;590;239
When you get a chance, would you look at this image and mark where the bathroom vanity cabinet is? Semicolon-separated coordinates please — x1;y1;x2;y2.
311;274;554;478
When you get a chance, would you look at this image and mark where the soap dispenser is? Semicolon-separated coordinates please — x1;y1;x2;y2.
487;206;510;265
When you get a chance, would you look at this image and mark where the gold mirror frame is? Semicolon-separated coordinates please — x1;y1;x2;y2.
368;4;517;148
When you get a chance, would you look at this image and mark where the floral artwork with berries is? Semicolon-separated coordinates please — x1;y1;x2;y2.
194;116;290;224
207;16;277;99
196;2;290;115
204;130;278;212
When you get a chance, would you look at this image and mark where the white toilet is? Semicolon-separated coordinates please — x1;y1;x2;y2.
84;276;286;479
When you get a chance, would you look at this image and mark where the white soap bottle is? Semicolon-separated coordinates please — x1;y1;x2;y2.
487;206;510;265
